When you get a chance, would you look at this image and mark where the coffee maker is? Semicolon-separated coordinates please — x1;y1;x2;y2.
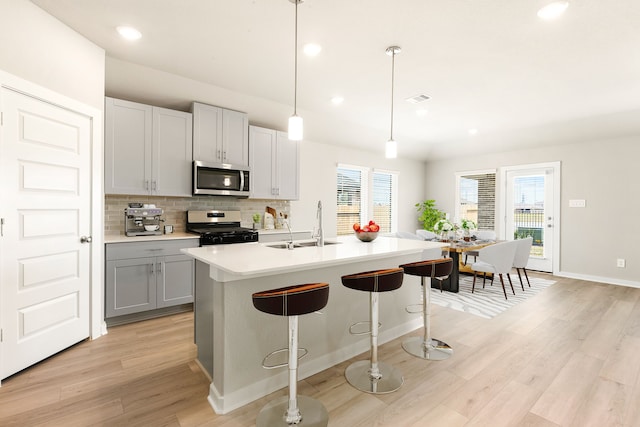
124;204;163;236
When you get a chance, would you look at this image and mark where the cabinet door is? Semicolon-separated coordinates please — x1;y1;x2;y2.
249;125;276;199
222;109;249;166
104;97;153;195
157;254;195;308
105;257;157;317
276;131;300;200
153;107;193;197
192;102;223;163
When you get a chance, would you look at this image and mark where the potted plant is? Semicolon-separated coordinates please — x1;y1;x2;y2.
459;218;476;241
252;213;261;230
415;199;445;231
433;219;454;241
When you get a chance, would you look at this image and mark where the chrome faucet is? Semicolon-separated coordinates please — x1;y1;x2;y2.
284;219;295;250
314;200;324;247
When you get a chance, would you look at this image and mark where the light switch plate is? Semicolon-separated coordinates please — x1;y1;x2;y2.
569;199;586;208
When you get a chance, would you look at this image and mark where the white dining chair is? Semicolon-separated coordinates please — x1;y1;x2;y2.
416;229;437;240
470;240;519;300
513;237;533;289
464;229;497;265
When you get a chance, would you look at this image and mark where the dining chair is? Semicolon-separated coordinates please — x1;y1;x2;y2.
513;237;533;289
415;229;437;240
464;229;497;265
470;240;518;300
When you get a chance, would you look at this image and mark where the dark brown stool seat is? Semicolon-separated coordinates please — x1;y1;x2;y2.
252;282;329;427
252;283;330;316
399;258;454;360
341;268;404;394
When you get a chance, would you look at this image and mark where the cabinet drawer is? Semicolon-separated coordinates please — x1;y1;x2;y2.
106;239;199;260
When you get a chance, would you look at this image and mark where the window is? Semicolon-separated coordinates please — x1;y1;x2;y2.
337;165;397;235
455;170;496;230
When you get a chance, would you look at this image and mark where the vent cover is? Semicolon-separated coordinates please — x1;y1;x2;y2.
406;94;430;104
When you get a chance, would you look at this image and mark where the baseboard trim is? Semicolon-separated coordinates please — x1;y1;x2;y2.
556;271;640;289
207;317;423;414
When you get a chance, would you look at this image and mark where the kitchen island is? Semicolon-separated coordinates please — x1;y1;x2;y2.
182;235;447;414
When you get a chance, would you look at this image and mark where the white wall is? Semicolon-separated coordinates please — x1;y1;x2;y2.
424;135;640;286
0;0;105;110
290;140;425;237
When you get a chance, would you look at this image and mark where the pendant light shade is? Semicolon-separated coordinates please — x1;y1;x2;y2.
288;0;304;141
385;46;401;159
385;139;397;159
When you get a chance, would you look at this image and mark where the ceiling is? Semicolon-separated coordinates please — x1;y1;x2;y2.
31;0;640;161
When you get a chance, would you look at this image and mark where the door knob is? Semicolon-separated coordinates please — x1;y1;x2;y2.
80;236;93;243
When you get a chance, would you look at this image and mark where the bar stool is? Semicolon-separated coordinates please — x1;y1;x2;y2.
399;258;454;360
252;283;330;427
341;268;404;394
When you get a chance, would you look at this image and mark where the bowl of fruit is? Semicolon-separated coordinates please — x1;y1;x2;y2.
353;220;380;242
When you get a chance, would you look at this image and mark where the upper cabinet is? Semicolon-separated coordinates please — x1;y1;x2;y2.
191;102;249;167
249;125;299;200
104;97;193;196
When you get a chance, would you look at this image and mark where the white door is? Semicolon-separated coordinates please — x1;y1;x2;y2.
0;87;91;379
502;162;560;273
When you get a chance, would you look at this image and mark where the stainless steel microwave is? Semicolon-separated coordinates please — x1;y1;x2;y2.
193;161;250;197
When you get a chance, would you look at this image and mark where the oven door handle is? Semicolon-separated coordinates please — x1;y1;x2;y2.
239;171;245;192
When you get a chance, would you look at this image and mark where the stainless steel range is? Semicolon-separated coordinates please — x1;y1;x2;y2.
187;210;258;246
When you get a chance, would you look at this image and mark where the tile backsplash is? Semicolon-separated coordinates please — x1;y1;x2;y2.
105;195;290;235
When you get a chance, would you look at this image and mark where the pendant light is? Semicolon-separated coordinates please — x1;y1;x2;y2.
288;0;303;141
385;46;401;159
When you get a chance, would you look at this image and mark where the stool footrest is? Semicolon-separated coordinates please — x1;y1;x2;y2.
348;321;382;336
405;303;422;314
262;347;308;370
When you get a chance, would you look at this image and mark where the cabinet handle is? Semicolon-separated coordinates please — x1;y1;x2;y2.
222;150;226;160
80;236;92;243
157;262;162;274
150;263;154;274
217;149;221;160
152;180;157;191
145;180;150;191
1;218;4;237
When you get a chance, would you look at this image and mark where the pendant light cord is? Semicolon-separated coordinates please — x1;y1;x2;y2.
293;0;298;116
390;50;395;140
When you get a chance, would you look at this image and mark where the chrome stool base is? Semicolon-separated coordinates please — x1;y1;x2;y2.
402;336;453;360
256;395;329;427
344;360;404;394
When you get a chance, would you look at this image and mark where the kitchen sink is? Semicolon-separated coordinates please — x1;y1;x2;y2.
265;240;341;249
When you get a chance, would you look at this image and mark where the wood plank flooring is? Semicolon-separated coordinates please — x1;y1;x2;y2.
1;273;640;426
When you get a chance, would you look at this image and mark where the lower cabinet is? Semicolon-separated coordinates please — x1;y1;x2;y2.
105;239;199;319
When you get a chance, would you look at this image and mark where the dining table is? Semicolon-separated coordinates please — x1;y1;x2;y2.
431;239;496;293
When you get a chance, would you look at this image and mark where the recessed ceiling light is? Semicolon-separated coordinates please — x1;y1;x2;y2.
406;94;430;104
537;1;569;20
303;43;322;56
331;96;344;105
416;109;428;117
468;128;478;136
116;26;142;40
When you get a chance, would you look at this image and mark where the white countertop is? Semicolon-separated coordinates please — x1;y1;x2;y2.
257;229;312;235
105;232;199;244
182;235;447;280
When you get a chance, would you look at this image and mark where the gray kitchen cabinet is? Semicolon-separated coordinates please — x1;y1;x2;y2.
105;97;193;196
249;125;299;200
105;239;198;319
192;102;249;166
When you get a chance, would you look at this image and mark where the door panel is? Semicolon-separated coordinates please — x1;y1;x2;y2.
503;164;559;273
0;88;91;380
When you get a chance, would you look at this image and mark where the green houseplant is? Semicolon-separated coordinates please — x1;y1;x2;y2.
415;199;445;231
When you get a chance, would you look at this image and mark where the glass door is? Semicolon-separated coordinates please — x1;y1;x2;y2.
502;163;560;273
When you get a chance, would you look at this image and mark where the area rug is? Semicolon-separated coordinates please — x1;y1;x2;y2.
430;274;556;319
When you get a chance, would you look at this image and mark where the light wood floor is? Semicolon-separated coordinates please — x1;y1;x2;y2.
2;273;640;426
